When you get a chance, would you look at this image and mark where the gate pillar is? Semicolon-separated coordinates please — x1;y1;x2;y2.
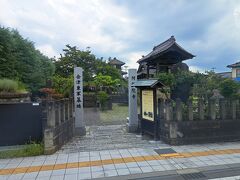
127;69;138;132
74;67;86;136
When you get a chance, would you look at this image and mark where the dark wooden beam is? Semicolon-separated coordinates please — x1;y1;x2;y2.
147;65;150;79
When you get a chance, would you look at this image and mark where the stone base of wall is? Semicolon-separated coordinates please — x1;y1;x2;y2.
160;120;240;145
160;134;240;145
0;93;31;103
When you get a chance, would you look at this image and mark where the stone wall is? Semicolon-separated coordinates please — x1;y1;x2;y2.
0;93;31;103
43;98;74;154
159;98;240;145
111;94;128;104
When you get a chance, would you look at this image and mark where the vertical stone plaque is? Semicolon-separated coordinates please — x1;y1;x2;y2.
128;69;138;132
74;67;86;136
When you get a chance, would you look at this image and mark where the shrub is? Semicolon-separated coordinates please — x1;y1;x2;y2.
0;142;43;159
219;79;240;98
97;91;109;110
52;75;73;97
0;79;19;93
156;72;176;87
23;142;44;156
0;78;27;93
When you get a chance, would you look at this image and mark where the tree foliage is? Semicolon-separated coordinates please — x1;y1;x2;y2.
219;79;240;98
54;45;96;82
53;45;124;95
94;73;120;90
54;45;123;81
157;73;175;87
157;70;240;100
0;26;54;92
52;75;73;97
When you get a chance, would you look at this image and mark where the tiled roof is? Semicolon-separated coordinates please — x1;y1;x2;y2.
137;36;195;63
132;79;164;88
227;61;240;68
108;58;125;65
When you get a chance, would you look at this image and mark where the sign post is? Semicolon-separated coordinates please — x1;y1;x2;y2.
128;69;138;132
74;67;86;136
132;79;163;140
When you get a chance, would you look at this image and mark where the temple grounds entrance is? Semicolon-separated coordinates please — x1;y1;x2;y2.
59;125;168;153
84;103;128;126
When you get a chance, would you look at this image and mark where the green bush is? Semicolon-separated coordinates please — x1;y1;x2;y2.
0;142;44;159
52;75;73;97
24;142;44;156
156;72;176;87
0;78;27;93
219;79;240;98
0;79;18;93
97;91;109;110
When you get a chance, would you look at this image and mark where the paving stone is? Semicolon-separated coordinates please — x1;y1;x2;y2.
37;170;53;177
91;166;103;172
103;164;116;171
104;169;118;177
115;163;127;169
126;162;139;168
137;161;150;167
140;166;154;173
36;177;52;180
65;168;78;175
23;172;39;179
51;169;66;176
78;172;91;180
64;174;78;180
91;171;105;179
58;125;169;153
116;168;130;175
0;175;9;180
147;160;160;166
8;173;24;180
129;167;142;174
50;175;64;180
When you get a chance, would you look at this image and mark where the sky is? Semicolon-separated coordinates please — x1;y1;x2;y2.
0;0;240;73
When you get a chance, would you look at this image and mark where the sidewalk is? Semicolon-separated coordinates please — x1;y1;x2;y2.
1;141;240;180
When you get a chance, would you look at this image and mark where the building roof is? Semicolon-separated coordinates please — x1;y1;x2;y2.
132;79;164;88
108;58;125;66
137;36;195;65
227;61;240;68
217;72;232;79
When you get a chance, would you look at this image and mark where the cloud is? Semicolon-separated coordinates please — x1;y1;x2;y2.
122;51;148;69
0;0;138;57
1;0;240;72
189;66;206;73
36;44;58;58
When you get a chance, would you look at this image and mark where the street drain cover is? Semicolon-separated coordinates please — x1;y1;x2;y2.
181;172;206;180
154;148;177;155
